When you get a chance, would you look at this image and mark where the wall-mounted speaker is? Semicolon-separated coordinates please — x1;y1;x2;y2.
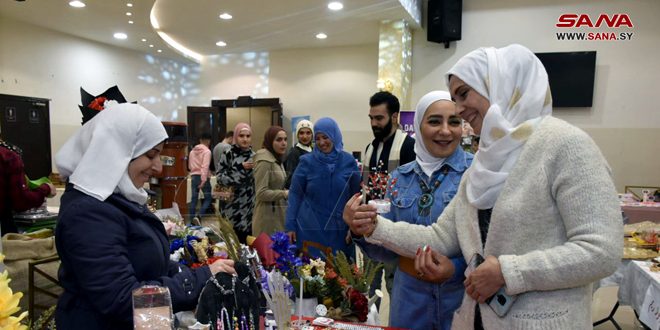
427;0;462;47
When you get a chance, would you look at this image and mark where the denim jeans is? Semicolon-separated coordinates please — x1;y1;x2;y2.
189;175;213;218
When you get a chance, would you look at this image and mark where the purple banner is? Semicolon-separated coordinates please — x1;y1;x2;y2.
399;111;415;137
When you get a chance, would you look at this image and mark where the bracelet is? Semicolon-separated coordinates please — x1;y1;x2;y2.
364;216;378;238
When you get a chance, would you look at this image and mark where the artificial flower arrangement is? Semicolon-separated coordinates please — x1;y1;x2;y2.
0;254;28;330
265;232;383;323
365;160;397;214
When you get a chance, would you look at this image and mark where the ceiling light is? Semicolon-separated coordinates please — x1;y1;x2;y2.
219;13;232;20
157;49;162;53
126;12;132;16
149;44;154;48
69;1;85;8
126;3;133;7
316;33;328;39
141;38;147;42
113;32;128;40
328;2;343;10
128;20;134;24
216;41;227;47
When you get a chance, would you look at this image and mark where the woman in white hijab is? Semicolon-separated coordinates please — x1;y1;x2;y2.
354;91;472;330
284;119;313;189
55;102;235;330
345;44;622;329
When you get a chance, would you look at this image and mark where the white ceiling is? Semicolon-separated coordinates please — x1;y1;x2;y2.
0;0;418;61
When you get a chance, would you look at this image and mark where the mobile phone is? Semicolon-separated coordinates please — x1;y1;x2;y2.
466;253;516;317
486;287;517;317
465;253;485;277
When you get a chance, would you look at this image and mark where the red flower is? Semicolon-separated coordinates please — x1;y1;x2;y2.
338;277;348;288
347;288;368;322
88;96;107;111
325;267;338;280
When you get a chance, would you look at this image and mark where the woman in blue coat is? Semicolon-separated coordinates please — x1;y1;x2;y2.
354;91;472;330
285;117;361;259
54;102;235;330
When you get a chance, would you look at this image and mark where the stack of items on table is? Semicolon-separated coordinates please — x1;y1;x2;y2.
254;231;384;328
152;207;264;330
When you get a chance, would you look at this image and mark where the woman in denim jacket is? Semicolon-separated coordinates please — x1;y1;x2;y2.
355;91;472;330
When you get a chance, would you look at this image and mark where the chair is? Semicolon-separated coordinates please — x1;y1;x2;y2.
28;255;61;325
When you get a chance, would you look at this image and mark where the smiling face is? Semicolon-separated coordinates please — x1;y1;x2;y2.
236;129;252;149
420;101;462;158
369;104;397;140
297;127;312;146
272;130;288;156
315;132;334;154
449;75;490;135
128;142;164;188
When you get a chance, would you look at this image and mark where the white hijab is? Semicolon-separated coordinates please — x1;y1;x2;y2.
414;91;454;177
56;102;168;205
295;119;313;152
446;44;552;209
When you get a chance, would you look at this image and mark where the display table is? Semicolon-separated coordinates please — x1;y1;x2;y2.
618;261;660;329
622;202;660;223
287;316;408;330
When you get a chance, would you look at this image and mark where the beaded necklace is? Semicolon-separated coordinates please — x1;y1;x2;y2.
417;166;449;216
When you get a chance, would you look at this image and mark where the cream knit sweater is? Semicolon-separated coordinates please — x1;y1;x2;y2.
368;117;623;329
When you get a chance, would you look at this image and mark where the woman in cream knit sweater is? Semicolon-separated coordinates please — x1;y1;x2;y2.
344;44;622;329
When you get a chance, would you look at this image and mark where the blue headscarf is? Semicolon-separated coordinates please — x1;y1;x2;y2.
312;117;343;173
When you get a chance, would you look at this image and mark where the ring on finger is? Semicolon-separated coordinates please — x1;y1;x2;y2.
416;271;424;279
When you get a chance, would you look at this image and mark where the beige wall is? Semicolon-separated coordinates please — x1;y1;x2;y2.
269;44;379;154
410;0;660;191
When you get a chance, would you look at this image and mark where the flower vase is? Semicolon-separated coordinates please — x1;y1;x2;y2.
294;297;318;317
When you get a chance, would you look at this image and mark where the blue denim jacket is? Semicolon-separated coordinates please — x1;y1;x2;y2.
356;147;473;330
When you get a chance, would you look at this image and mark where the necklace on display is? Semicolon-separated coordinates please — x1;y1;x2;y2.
418;167;449;217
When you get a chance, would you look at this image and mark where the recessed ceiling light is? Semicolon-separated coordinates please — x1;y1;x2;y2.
113;32;128;40
126;12;132;16
216;41;227;47
316;33;328;39
126;3;133;7
141;38;147;42
149;44;154;48
328;2;343;10
69;1;85;8
128;20;134;24
157;49;162;53
219;13;232;20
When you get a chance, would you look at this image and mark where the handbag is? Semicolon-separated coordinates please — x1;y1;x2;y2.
213;150;235;202
213;184;234;201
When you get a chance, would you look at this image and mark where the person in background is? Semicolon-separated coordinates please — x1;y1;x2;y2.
286;117;361;259
364;91;416;173
252;126;289;237
0;131;56;234
353;91;472;330
55;103;235;329
213;130;234;174
217;123;255;243
188;133;213;219
344;44;622;329
363;91;416;302
471;135;480;153
213;130;234;213
284;120;313;189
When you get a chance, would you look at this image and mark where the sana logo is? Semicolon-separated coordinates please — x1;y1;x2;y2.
556;14;633;28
